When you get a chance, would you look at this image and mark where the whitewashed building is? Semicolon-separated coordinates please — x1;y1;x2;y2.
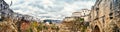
63;17;76;22
72;9;91;22
72;12;82;17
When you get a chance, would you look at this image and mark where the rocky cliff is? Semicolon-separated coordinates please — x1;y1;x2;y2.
0;0;41;32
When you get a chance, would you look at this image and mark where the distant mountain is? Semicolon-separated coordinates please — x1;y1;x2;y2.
43;19;62;24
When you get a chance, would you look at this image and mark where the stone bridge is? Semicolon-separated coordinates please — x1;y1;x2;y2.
88;0;120;32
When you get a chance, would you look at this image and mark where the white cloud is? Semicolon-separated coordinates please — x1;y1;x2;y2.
4;0;96;20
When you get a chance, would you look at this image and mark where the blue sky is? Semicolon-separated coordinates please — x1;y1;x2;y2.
5;0;96;20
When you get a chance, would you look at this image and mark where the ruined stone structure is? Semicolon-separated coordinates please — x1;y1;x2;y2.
89;0;120;32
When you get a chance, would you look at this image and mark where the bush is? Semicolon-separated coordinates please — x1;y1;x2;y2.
79;18;84;22
51;24;59;31
37;24;43;31
31;21;38;27
26;28;33;32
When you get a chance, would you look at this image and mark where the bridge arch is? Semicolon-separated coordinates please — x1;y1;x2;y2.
92;25;100;32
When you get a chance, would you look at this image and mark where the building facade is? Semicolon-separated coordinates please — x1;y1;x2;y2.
72;9;91;22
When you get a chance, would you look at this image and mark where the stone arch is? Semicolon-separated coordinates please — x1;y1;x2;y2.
92;25;100;32
90;17;104;32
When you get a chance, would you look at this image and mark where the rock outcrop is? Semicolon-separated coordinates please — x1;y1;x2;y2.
0;0;40;32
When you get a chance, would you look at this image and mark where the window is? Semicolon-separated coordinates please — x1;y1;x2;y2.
109;13;113;16
109;13;113;19
96;8;99;10
0;4;2;9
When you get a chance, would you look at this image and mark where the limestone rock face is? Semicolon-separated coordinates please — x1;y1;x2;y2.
89;0;120;32
0;0;39;32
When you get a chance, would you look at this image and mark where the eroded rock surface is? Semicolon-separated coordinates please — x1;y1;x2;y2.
0;0;39;32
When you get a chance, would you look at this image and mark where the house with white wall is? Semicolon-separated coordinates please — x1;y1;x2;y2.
72;9;91;22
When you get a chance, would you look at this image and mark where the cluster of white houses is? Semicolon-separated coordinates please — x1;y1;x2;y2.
63;9;91;22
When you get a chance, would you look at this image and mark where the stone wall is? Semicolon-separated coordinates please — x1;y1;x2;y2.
89;0;120;32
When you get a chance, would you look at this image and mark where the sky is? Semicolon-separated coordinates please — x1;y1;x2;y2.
4;0;96;20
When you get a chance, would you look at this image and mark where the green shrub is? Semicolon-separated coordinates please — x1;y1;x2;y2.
37;24;44;31
26;28;33;32
31;21;38;27
79;18;84;22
